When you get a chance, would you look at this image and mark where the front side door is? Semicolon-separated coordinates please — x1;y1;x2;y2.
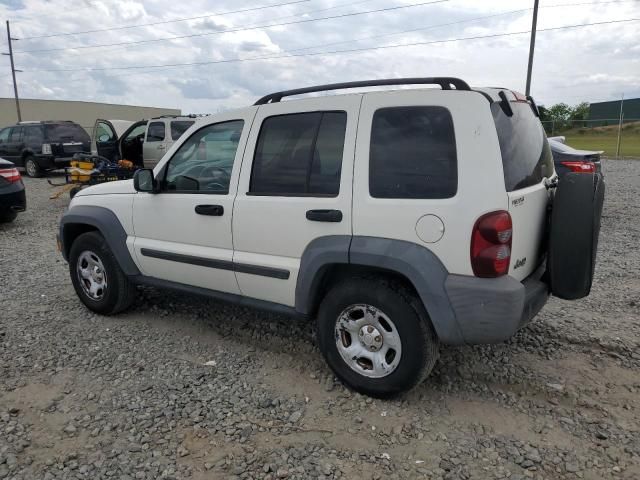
6;127;24;165
143;120;167;169
232;96;360;307
118;121;147;166
131;108;257;293
93;120;119;161
0;128;11;159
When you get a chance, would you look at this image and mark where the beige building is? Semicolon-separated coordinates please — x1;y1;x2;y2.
0;98;181;133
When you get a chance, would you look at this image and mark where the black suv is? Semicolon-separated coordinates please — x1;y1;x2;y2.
0;121;91;177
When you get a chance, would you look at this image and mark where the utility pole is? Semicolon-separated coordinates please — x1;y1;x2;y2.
615;93;624;159
3;21;22;122
525;0;539;96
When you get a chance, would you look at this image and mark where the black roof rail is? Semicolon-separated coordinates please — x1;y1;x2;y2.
254;77;471;105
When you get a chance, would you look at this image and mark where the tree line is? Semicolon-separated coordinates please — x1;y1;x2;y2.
538;101;589;130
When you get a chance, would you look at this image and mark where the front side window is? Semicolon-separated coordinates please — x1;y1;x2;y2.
124;124;147;142
96;122;115;142
250;111;347;196
164;120;244;194
171;120;195;140
0;128;10;143
370;106;457;199
146;122;166;142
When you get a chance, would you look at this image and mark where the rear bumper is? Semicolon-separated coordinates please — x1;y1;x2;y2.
444;264;549;344
0;184;27;213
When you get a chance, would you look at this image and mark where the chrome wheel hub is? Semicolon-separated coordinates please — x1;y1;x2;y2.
335;304;402;378
77;251;108;301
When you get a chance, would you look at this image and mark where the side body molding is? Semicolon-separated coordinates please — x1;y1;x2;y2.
59;205;141;276
296;235;465;345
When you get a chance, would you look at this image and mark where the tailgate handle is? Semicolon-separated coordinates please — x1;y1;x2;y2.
195;204;224;216
306;209;342;222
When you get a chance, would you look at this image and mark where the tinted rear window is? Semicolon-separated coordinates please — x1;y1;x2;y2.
492;102;554;191
45;123;90;143
369;106;457;199
250;111;346;196
171;120;195;140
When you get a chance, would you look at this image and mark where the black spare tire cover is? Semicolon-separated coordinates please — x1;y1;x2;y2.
548;172;605;300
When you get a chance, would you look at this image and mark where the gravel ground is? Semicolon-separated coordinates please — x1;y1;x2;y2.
1;159;639;480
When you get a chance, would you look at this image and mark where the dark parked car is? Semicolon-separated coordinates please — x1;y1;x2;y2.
0;121;90;177
0;157;26;223
548;136;603;177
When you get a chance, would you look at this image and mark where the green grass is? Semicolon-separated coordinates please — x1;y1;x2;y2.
557;121;640;158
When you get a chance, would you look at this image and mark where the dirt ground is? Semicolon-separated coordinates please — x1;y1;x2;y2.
0;159;638;480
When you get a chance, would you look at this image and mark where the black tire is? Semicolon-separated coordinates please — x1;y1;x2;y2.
0;210;18;223
24;156;42;178
68;231;136;315
69;186;82;199
317;277;439;398
548;173;605;300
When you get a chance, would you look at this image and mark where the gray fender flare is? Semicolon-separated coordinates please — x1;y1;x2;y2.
59;205;140;276
296;235;464;345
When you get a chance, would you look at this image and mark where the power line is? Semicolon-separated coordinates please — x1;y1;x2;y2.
24;17;640;74
280;0;636;55
14;0;450;54
10;1;97;22
18;0;313;40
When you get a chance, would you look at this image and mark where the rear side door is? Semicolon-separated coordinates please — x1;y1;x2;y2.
491;93;555;280
131;108;256;293
143;120;167;169
232;96;360;307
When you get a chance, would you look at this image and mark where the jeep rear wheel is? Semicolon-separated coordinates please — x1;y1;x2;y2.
69;231;136;315
317;277;439;397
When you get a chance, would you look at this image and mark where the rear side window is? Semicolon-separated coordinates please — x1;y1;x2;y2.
171;120;195;140
9;127;23;142
250;111;347;196
147;122;165;142
24;126;44;144
45;123;89;143
369;106;457;199
492;101;554;191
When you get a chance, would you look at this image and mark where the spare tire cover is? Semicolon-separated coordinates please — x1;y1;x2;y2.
548;172;605;300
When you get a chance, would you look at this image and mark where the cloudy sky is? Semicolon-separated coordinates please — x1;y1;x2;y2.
1;0;638;113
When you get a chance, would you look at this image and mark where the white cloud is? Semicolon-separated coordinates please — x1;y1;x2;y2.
0;0;638;112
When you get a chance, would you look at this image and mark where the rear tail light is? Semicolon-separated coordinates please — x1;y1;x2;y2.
42;143;52;155
560;161;595;173
471;211;512;277
0;167;22;184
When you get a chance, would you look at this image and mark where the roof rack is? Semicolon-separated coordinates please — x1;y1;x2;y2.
254;77;471;105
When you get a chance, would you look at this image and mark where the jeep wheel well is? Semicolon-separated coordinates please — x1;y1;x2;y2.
63;224;99;257
308;264;421;317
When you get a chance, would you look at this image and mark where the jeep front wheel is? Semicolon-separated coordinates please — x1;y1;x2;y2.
69;231;136;315
317;277;439;397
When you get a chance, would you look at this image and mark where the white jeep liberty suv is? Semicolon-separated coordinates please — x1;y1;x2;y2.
58;78;604;397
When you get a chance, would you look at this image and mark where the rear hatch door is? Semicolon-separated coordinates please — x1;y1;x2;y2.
491;92;555;280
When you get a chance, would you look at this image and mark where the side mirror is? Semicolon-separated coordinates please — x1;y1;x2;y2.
133;169;157;193
98;134;111;143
